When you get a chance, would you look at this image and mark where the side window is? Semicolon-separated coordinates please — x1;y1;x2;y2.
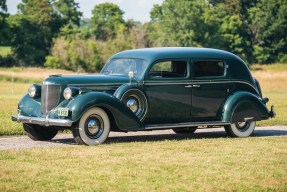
149;60;188;78
193;60;225;77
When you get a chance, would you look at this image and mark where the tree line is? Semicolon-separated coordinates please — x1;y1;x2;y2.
0;0;286;72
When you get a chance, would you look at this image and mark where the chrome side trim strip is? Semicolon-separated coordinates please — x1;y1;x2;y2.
11;115;73;127
144;121;230;130
145;80;259;95
68;83;131;87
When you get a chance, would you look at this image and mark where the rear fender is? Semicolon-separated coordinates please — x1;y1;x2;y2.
67;92;143;131
222;91;269;123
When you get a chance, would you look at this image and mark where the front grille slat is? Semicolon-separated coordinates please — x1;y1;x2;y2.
41;84;61;114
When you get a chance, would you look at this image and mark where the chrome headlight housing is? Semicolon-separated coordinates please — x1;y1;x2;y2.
63;87;79;100
63;88;72;100
28;84;41;98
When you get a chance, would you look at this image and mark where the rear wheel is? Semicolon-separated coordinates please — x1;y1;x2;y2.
23;124;58;141
173;127;197;134
224;121;256;137
72;107;110;145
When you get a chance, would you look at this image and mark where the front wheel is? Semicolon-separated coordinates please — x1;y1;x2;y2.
224;121;256;138
23;124;58;141
72;107;110;145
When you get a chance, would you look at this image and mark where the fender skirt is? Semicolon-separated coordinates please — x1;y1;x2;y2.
67;92;143;131
222;91;269;123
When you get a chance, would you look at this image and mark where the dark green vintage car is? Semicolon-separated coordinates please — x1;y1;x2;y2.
12;47;275;145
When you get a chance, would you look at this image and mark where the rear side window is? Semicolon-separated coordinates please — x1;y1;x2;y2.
193;61;225;77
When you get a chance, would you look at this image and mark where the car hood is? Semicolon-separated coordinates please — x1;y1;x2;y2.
43;74;134;91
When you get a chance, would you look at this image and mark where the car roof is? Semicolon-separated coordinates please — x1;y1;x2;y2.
110;47;244;63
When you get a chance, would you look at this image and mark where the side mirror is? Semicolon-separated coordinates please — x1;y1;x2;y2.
128;71;134;85
128;71;134;78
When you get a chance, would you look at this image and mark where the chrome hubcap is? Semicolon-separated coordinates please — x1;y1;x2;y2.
237;122;247;128
87;119;99;134
85;115;104;139
126;98;139;113
235;122;250;132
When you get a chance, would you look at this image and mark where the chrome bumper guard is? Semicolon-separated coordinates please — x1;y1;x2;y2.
269;105;276;118
11;114;73;127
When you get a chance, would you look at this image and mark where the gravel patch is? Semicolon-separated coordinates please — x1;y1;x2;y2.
0;126;286;150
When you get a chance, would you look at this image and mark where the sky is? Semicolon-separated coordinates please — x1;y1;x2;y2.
6;0;165;23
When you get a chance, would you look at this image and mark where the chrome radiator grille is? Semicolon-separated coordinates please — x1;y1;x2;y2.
41;84;61;114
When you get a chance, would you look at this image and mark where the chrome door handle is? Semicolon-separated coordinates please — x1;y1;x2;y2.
185;85;192;88
192;84;201;88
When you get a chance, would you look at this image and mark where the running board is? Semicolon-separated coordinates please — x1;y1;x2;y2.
144;121;230;130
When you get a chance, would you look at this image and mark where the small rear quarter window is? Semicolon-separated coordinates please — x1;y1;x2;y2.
193;60;225;77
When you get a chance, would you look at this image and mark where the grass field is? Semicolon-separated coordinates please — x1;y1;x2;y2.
0;137;286;191
252;64;287;126
0;65;286;191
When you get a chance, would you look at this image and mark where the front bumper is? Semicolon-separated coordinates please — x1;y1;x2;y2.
11;114;73;127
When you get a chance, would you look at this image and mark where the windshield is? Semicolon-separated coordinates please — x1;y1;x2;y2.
101;58;148;78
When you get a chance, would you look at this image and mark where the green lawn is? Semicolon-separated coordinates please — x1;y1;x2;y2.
0;81;29;136
0;65;286;191
0;137;286;191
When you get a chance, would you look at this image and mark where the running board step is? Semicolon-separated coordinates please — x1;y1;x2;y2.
144;122;230;130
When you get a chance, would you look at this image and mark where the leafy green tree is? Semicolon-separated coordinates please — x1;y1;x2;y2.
0;0;9;45
8;0;82;66
45;37;102;72
248;0;287;63
53;0;82;26
204;1;253;62
91;3;126;40
147;0;209;47
9;0;56;65
146;4;167;47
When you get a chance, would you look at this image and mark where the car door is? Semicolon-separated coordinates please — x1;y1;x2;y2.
190;60;230;122
143;59;192;124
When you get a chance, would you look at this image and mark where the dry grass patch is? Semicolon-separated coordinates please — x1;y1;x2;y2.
0;67;80;83
251;64;287;126
0;137;286;191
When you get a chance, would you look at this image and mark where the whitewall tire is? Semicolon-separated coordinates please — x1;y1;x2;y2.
224;121;256;138
72;107;110;145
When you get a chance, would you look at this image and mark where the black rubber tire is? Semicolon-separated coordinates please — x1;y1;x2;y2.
23;124;59;141
224;121;256;138
173;127;197;134
72;107;110;146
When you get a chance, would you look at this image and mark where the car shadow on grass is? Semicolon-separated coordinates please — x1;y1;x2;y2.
105;129;287;144
49;128;287;145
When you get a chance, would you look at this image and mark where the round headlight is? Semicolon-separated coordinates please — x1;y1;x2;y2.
63;87;72;100
28;85;36;98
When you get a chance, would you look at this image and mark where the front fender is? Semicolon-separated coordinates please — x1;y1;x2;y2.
67;92;143;131
18;94;42;117
222;91;269;123
113;84;145;99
